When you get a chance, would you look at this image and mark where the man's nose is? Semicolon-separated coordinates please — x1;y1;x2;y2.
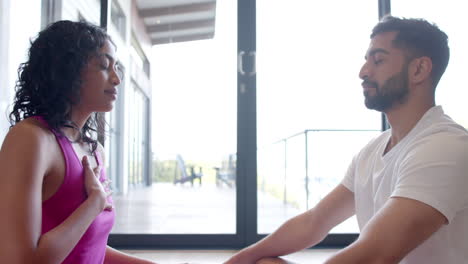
359;61;370;80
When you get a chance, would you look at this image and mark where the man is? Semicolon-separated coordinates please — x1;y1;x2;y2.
225;16;468;264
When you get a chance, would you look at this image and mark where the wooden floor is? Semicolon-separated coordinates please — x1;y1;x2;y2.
122;249;338;264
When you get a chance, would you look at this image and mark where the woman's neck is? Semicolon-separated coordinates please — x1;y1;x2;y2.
63;109;92;142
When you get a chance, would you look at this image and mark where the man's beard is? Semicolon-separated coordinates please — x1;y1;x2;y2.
363;65;409;112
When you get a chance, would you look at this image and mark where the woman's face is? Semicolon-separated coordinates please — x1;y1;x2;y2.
78;39;121;113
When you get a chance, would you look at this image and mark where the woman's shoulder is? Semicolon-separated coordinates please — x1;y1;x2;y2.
5;117;56;146
0;118;58;176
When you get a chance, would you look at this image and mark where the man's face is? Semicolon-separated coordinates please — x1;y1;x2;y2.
359;31;410;112
363;63;409;111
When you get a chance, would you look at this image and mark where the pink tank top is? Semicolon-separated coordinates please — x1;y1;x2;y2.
36;117;115;264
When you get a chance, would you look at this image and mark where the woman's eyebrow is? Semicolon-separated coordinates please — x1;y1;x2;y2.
97;52;117;62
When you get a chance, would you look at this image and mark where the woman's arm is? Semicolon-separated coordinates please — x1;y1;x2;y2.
35;155;112;263
104;246;157;264
0;122;110;264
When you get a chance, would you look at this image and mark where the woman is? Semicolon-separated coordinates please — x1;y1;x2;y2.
0;20;157;264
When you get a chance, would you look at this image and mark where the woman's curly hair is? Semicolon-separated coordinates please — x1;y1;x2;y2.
9;20;113;153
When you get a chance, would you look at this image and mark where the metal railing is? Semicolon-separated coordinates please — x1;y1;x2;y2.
258;129;380;210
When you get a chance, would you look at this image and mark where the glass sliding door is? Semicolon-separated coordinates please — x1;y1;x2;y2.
108;0;245;248
110;0;238;239
148;0;237;235
256;0;381;238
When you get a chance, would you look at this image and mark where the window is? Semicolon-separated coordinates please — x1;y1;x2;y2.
391;0;468;129
127;82;149;187
111;0;126;40
131;36;150;77
256;0;380;234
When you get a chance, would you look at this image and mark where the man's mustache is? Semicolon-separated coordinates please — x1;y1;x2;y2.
362;79;378;89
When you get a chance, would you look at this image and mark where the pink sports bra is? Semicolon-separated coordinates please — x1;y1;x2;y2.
36;116;115;263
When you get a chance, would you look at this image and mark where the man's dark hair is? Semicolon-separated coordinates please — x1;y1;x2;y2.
9;20;113;152
371;16;449;89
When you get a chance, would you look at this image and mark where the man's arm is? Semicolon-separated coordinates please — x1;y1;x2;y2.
324;196;446;264
224;184;355;264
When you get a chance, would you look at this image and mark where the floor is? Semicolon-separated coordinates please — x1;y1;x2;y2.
113;183;346;263
122;249;338;264
111;182;357;234
111;182;302;234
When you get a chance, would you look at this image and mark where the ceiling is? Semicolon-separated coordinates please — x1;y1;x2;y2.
135;0;217;45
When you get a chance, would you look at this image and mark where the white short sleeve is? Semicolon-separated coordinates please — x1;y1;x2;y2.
341;156;357;193
391;132;468;223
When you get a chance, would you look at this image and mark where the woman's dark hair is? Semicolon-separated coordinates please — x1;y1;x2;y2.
371;16;450;89
9;20;113;152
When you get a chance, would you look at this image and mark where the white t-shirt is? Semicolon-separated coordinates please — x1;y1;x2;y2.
342;106;468;264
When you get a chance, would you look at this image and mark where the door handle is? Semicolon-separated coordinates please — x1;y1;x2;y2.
238;50;256;76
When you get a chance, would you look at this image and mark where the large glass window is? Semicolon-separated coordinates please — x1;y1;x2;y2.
149;4;237;234
127;83;149;187
105;79;123;195
391;0;468;129
256;0;381;234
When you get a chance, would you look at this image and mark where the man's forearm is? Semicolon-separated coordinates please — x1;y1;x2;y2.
323;241;400;264
236;210;328;262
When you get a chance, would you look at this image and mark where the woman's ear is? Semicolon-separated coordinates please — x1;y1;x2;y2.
409;56;433;84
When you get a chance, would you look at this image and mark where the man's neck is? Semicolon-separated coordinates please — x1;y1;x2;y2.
384;100;435;152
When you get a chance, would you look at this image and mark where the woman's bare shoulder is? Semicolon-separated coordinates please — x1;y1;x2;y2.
0;118;59;184
2;118;56;152
9;118;54;138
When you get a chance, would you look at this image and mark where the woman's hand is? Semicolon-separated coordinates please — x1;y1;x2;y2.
82;155;112;211
256;257;297;264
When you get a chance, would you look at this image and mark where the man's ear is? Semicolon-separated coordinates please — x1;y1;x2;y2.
409;56;433;84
